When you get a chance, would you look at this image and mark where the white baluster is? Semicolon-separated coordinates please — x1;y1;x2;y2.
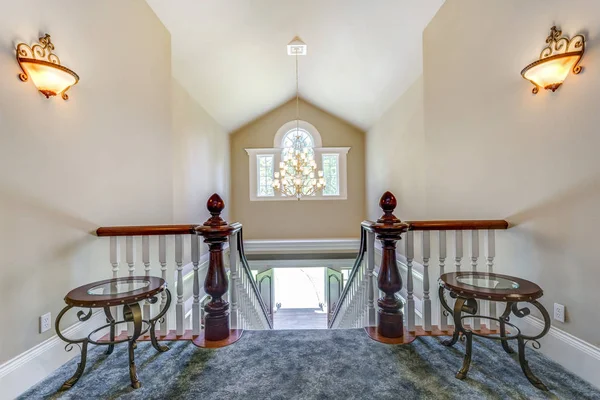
367;230;376;326
142;236;150;337
354;278;359;324
351;280;356;324
126;236;135;277
422;231;432;332
406;231;415;332
455;230;463;271
438;231;448;330
354;277;359;316
192;234;201;335
229;233;239;330
361;264;367;326
159;235;168;335
471;230;480;330
486;230;497;330
126;236;135;335
175;235;184;336
252;295;258;328
241;272;247;329
110;237;120;279
109;237;120;334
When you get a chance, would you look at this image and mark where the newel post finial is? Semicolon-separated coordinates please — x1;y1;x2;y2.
195;193;234;342
377;191;401;224
370;191;409;338
205;193;226;227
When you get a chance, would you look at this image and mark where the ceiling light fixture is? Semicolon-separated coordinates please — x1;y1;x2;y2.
272;37;325;200
16;34;79;100
521;26;585;94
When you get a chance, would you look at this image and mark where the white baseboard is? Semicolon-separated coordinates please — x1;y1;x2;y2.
514;315;600;389
0;311;105;400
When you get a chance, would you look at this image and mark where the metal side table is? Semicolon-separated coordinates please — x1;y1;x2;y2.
439;271;551;391
55;276;171;390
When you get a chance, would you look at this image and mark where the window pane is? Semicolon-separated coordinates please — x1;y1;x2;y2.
282;129;314;159
322;154;339;196
257;155;274;197
281;128;316;195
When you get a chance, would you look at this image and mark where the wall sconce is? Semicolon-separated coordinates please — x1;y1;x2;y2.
521;26;585;94
16;34;79;100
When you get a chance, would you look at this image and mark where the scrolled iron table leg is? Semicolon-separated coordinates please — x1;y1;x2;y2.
123;302;143;389
512;300;551;391
149;289;171;352
499;302;515;354
439;286;460;347
103;307;116;355
456;330;473;380
517;336;549;391
55;306;92;391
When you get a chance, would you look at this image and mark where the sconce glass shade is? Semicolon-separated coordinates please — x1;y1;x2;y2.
16;34;79;100
522;53;582;92
521;26;584;94
18;59;78;99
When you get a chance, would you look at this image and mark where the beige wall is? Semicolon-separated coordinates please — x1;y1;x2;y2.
366;76;426;221
367;0;600;346
0;0;230;367
231;99;365;239
172;79;230;223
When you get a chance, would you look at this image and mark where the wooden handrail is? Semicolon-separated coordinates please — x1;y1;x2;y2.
96;225;198;237
406;220;509;231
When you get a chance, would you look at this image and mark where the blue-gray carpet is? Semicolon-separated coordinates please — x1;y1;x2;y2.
20;329;600;399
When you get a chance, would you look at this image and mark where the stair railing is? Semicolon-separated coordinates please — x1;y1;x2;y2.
330;191;510;340
229;223;273;330
328;222;376;329
96;193;272;347
96;224;201;338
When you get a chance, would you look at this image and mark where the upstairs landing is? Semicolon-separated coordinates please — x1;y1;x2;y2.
21;329;598;399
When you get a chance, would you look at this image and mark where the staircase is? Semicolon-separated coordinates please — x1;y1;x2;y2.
273;308;327;329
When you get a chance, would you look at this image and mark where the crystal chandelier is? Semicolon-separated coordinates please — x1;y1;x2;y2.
272;37;325;200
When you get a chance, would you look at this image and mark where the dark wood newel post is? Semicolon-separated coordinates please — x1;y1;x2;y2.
195;193;234;341
372;191;409;338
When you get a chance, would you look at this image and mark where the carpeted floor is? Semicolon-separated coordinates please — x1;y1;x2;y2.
19;329;600;400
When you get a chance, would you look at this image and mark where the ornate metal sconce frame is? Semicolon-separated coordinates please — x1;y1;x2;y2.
16;34;79;100
521;26;585;94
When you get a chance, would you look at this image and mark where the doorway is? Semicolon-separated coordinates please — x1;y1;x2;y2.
272;267;327;329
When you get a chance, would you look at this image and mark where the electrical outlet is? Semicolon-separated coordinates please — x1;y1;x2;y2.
554;303;565;323
40;312;51;333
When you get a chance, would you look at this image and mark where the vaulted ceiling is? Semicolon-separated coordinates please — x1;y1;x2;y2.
146;0;444;132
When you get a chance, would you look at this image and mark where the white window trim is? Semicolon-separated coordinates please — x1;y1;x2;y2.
246;148;276;201
273;120;323;148
246;147;350;201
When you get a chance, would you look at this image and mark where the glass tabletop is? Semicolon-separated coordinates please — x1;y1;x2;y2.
87;279;150;296
456;273;519;290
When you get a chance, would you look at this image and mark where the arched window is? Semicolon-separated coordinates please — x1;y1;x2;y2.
246;120;349;201
282;128;313;150
281;128;314;160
